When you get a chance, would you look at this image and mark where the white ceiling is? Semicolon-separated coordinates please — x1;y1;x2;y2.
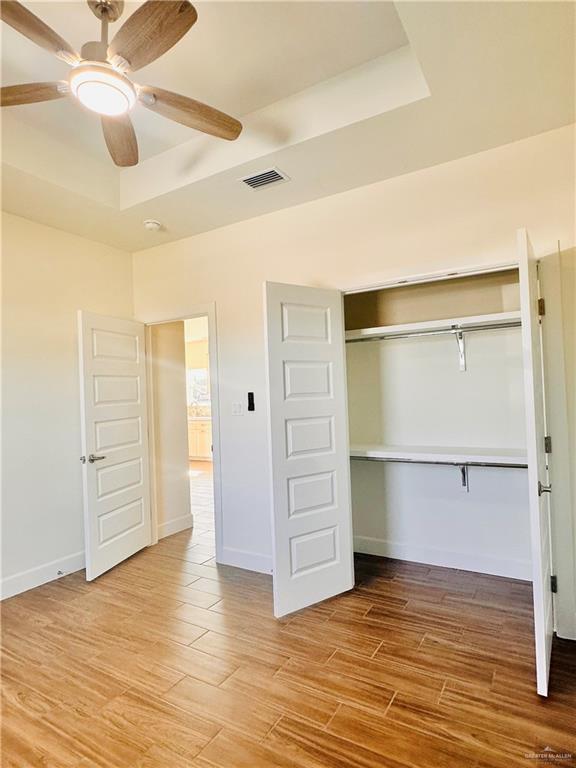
1;2;574;251
1;1;406;159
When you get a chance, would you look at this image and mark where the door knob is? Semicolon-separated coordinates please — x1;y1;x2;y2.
88;454;107;463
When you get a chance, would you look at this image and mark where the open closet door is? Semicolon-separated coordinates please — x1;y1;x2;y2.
264;282;354;617
518;229;554;696
78;312;152;580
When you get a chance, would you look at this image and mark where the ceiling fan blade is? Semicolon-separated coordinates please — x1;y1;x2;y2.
1;81;67;107
101;114;138;167
108;1;197;73
0;0;79;63
139;86;242;141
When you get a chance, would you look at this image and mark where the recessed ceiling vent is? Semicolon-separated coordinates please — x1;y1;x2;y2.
240;167;290;190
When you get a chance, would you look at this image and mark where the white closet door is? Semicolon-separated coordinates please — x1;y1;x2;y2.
78;312;152;580
518;229;554;696
264;282;354;617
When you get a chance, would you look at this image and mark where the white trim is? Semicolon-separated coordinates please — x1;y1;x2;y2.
145;324;160;547
158;513;194;540
1;551;85;600
343;261;519;295
353;536;531;581
139;303;224;565
220;547;272;575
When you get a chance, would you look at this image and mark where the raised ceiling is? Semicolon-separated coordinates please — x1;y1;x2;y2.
1;1;574;251
1;1;407;159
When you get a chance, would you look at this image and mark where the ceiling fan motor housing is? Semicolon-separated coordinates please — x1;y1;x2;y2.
87;0;125;23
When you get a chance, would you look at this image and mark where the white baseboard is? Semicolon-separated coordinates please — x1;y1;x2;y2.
158;513;194;540
353;536;531;581
1;551;86;600
220;547;272;575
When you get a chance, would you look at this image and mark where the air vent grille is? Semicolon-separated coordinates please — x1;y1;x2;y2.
240;167;290;190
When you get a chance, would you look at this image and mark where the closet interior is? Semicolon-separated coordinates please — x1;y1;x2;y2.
344;268;532;580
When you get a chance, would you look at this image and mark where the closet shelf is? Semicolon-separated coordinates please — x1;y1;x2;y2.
350;444;527;467
345;310;521;343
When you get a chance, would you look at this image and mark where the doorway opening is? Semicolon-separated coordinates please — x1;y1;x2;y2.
147;311;220;562
184;317;215;551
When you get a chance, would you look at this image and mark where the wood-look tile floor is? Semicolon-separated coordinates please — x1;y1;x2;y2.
2;482;576;766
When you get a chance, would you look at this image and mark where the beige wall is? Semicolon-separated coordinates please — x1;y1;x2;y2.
185;340;209;371
132;124;576;577
1;212;133;595
149;322;192;539
560;249;576;564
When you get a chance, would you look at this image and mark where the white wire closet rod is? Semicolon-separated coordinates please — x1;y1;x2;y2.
350;456;528;469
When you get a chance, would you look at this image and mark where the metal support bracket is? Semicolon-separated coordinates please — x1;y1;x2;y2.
455;330;466;372
460;464;470;492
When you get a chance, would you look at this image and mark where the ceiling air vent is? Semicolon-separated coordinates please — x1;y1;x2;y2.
240;167;290;190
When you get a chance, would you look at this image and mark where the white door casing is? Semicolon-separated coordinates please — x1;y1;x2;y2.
518;229;554;696
264;282;355;618
78;312;152;580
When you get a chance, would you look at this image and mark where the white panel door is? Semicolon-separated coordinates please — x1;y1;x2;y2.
264;282;354;617
78;312;151;580
518;229;554;696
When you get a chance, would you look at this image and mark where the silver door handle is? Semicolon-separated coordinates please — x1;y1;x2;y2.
88;454;107;463
538;481;552;496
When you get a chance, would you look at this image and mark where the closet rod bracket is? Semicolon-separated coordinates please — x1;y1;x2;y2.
455;329;466;371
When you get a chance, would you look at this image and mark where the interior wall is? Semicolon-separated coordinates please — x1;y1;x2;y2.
185;340;209;370
347;328;526;450
351;462;531;579
132;124;576;577
560;250;576;536
1;212;133;597
346;326;529;578
149;321;192;540
344;269;520;330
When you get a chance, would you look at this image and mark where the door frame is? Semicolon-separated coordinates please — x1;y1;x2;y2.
142;303;223;564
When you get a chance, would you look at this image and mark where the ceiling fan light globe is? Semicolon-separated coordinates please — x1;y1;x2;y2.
69;62;136;117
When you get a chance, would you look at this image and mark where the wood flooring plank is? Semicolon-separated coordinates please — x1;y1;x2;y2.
162;675;282;738
99;689;218;759
220;666;339;726
441;679;576;753
198;729;312;768
0;703;82;768
138;638;238;685
89;646;186;697
326;649;445;704
171;603;250;636
275;658;396;712
39;707;149;768
191;629;290;674
386;693;538;767
266;714;406;768
282;615;383;657
325;702;520;768
118;612;208;647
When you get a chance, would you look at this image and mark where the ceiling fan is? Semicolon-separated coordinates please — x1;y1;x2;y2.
0;0;243;166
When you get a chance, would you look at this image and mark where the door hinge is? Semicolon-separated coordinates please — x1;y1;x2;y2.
538;480;552;496
544;435;552;454
551;575;558;593
538;298;546;316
